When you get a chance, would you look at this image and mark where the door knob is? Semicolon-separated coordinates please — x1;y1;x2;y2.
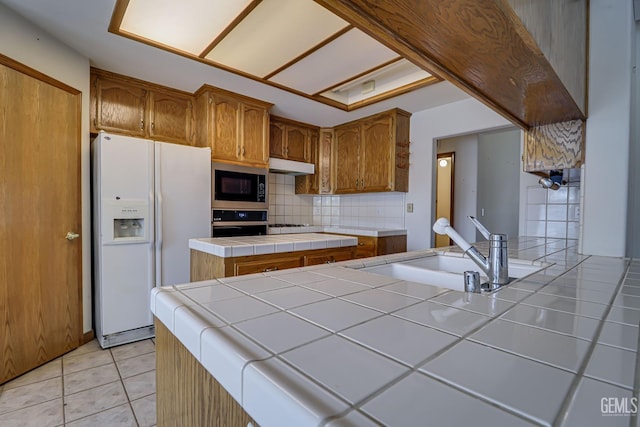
66;232;80;241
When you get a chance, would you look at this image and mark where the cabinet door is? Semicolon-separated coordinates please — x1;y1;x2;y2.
361;115;393;192
354;236;377;258
149;91;195;145
234;256;301;276
318;129;332;193
269;121;285;158
210;94;241;162
241;102;268;166
333;124;361;193
285;126;308;162
94;76;146;137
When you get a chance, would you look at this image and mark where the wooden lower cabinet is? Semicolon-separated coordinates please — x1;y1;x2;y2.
156;319;257;427
303;248;354;266
234;255;301;276
191;246;355;281
328;234;407;259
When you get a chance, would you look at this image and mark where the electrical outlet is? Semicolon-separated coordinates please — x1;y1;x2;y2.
407;203;414;213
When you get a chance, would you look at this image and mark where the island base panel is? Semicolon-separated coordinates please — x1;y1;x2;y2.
155;319;257;427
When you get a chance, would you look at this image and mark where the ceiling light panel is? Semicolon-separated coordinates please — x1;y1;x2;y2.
120;0;252;55
205;0;348;77
322;59;433;104
269;29;400;95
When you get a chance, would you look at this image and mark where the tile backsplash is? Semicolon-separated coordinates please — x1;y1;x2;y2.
525;169;581;240
268;174;313;225
268;174;406;229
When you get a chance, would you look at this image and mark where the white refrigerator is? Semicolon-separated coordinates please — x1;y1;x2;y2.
92;131;211;348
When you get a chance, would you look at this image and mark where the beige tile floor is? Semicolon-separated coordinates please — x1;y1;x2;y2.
0;338;157;427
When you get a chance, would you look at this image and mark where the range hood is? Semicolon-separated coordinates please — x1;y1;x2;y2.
268;157;314;176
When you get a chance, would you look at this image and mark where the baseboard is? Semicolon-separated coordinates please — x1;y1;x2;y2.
82;330;95;345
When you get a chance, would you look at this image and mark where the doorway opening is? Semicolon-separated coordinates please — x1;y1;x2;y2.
435;152;454;247
434;127;521;246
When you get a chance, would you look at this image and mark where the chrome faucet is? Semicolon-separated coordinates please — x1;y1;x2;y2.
432;216;509;292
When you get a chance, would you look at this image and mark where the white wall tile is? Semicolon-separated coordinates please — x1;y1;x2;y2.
547;222;568;238
524;170;581;241
547;205;568;221
548;187;569;204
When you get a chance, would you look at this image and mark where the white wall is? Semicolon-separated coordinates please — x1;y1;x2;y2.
0;4;92;334
476;129;521;241
407;98;511;250
627;20;640;257
582;0;633;256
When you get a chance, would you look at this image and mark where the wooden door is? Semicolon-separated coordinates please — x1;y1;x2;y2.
0;57;82;384
284;126;308;162
148;90;195;145
333;124;360;193
361;115;393;192
93;74;146;137
240;102;268;166
210;94;240;162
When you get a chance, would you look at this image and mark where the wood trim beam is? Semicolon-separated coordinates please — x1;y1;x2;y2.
315;0;586;129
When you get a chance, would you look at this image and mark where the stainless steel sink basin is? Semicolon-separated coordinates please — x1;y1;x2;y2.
362;255;548;291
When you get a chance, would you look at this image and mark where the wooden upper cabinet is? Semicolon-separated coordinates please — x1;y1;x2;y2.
241;102;269;165
333;123;361;194
333;109;410;194
209;93;241;162
285;127;308;162
269;116;316;163
92;73;146;137
269;121;285;158
361;115;393;192
295;128;327;195
195;85;272;167
90;68;196;145
148;91;195;145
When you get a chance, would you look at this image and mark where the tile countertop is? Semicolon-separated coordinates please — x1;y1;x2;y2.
152;237;640;426
268;225;407;237
189;233;358;258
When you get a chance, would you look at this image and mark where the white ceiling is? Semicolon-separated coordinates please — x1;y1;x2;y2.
0;0;470;127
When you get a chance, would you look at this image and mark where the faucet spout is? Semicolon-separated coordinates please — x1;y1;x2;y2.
432;217;510;291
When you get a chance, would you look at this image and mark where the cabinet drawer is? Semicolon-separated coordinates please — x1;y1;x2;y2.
303;247;354;266
234;256;301;276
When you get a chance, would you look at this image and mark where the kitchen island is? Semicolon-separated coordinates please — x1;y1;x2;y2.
189;233;358;280
154;237;638;426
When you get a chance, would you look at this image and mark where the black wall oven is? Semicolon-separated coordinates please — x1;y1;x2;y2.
212;162;267;210
211;209;268;237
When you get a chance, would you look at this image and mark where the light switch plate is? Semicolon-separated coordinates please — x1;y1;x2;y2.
406;203;414;213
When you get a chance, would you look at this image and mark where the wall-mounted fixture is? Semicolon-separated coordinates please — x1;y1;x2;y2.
538;169;563;190
538;177;560;190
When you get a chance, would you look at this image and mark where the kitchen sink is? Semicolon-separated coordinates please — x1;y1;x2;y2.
361;255;548;292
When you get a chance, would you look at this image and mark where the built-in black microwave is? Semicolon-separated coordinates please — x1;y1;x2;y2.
212;162;267;210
